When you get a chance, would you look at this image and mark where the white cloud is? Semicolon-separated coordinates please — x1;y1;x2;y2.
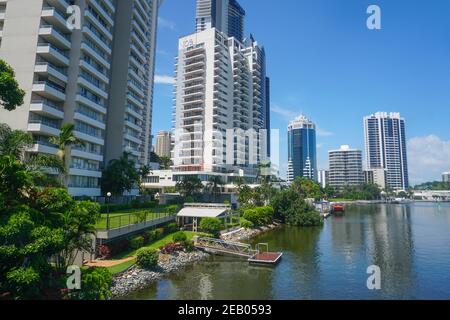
158;17;176;30
271;105;297;120
154;75;175;85
316;127;334;137
407;135;450;184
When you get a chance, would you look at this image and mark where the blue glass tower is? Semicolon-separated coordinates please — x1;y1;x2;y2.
287;115;317;182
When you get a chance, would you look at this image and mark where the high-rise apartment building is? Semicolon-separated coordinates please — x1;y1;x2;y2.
364;112;409;190
364;168;387;189
155;130;171;158
173;0;269;176
328;145;364;190
287;115;317;182
195;0;245;42
105;0;161;167
0;0;161;197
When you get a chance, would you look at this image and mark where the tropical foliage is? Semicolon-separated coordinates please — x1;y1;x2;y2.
101;152;139;196
175;176;203;198
0;59;25;111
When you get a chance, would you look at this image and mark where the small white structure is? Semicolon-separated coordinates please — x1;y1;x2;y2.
177;203;232;232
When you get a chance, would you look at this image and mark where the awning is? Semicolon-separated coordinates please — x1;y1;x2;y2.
177;207;228;218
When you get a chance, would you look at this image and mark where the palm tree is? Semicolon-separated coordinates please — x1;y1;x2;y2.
206;176;224;202
176;175;203;198
49;123;84;185
0;123;64;186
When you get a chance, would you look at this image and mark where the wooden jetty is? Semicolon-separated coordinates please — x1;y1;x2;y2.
194;237;282;266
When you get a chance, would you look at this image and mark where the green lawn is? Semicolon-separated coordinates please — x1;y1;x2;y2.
106;231;212;275
329;198;355;202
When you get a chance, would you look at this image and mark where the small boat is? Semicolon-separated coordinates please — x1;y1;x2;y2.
331;203;345;214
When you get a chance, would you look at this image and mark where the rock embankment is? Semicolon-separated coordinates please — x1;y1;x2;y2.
111;251;209;298
221;222;281;242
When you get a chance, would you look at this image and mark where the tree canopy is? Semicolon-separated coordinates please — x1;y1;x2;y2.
101;152;139;196
0;59;25;111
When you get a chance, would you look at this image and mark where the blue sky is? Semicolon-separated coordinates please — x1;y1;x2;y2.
152;0;450;184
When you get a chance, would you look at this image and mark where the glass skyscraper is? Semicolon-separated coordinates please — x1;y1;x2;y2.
287;115;317;182
364;112;409;190
195;0;245;42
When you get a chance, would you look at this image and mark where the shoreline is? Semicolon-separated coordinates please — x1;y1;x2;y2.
110;223;281;298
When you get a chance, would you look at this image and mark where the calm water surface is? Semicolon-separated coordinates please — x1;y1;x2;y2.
125;203;450;300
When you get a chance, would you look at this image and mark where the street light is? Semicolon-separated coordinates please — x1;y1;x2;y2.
106;192;112;230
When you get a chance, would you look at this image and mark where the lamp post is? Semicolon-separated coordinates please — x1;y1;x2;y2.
106;192;112;230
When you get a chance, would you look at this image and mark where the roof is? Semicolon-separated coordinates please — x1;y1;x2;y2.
177;207;229;218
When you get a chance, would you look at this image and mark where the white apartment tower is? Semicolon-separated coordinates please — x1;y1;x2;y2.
0;0;161;197
364;112;409;190
328;145;364;190
173;0;269;174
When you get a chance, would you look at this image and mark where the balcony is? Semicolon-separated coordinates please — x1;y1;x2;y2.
74;112;106;130
46;0;70;12
29;99;64;119
80;42;110;69
127;93;144;108
74;131;104;146
69;168;102;179
41;7;69;31
79;60;109;84
32;81;66;101
34;62;68;83
39;25;71;49
88;0;114;26
78;76;108;100
82;26;111;55
28;121;61;137
36;43;70;67
75;94;107;115
28;142;59;155
0;10;5;20
85;10;113;42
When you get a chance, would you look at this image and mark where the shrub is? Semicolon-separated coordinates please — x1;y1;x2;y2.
166;205;179;215
199;218;223;237
182;240;195;252
160;243;184;254
136;248;159;270
129;236;144;250
69;267;112;300
155;227;165;239
172;231;187;243
240;217;254;229
166;222;179;233
144;230;158;243
243;206;274;226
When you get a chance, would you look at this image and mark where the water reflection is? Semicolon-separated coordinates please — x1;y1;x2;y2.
125;203;450;300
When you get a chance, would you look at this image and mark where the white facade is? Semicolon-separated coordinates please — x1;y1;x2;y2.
328;145;364;190
317;169;329;188
364;112;409;190
172;28;267;174
0;0;161;197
